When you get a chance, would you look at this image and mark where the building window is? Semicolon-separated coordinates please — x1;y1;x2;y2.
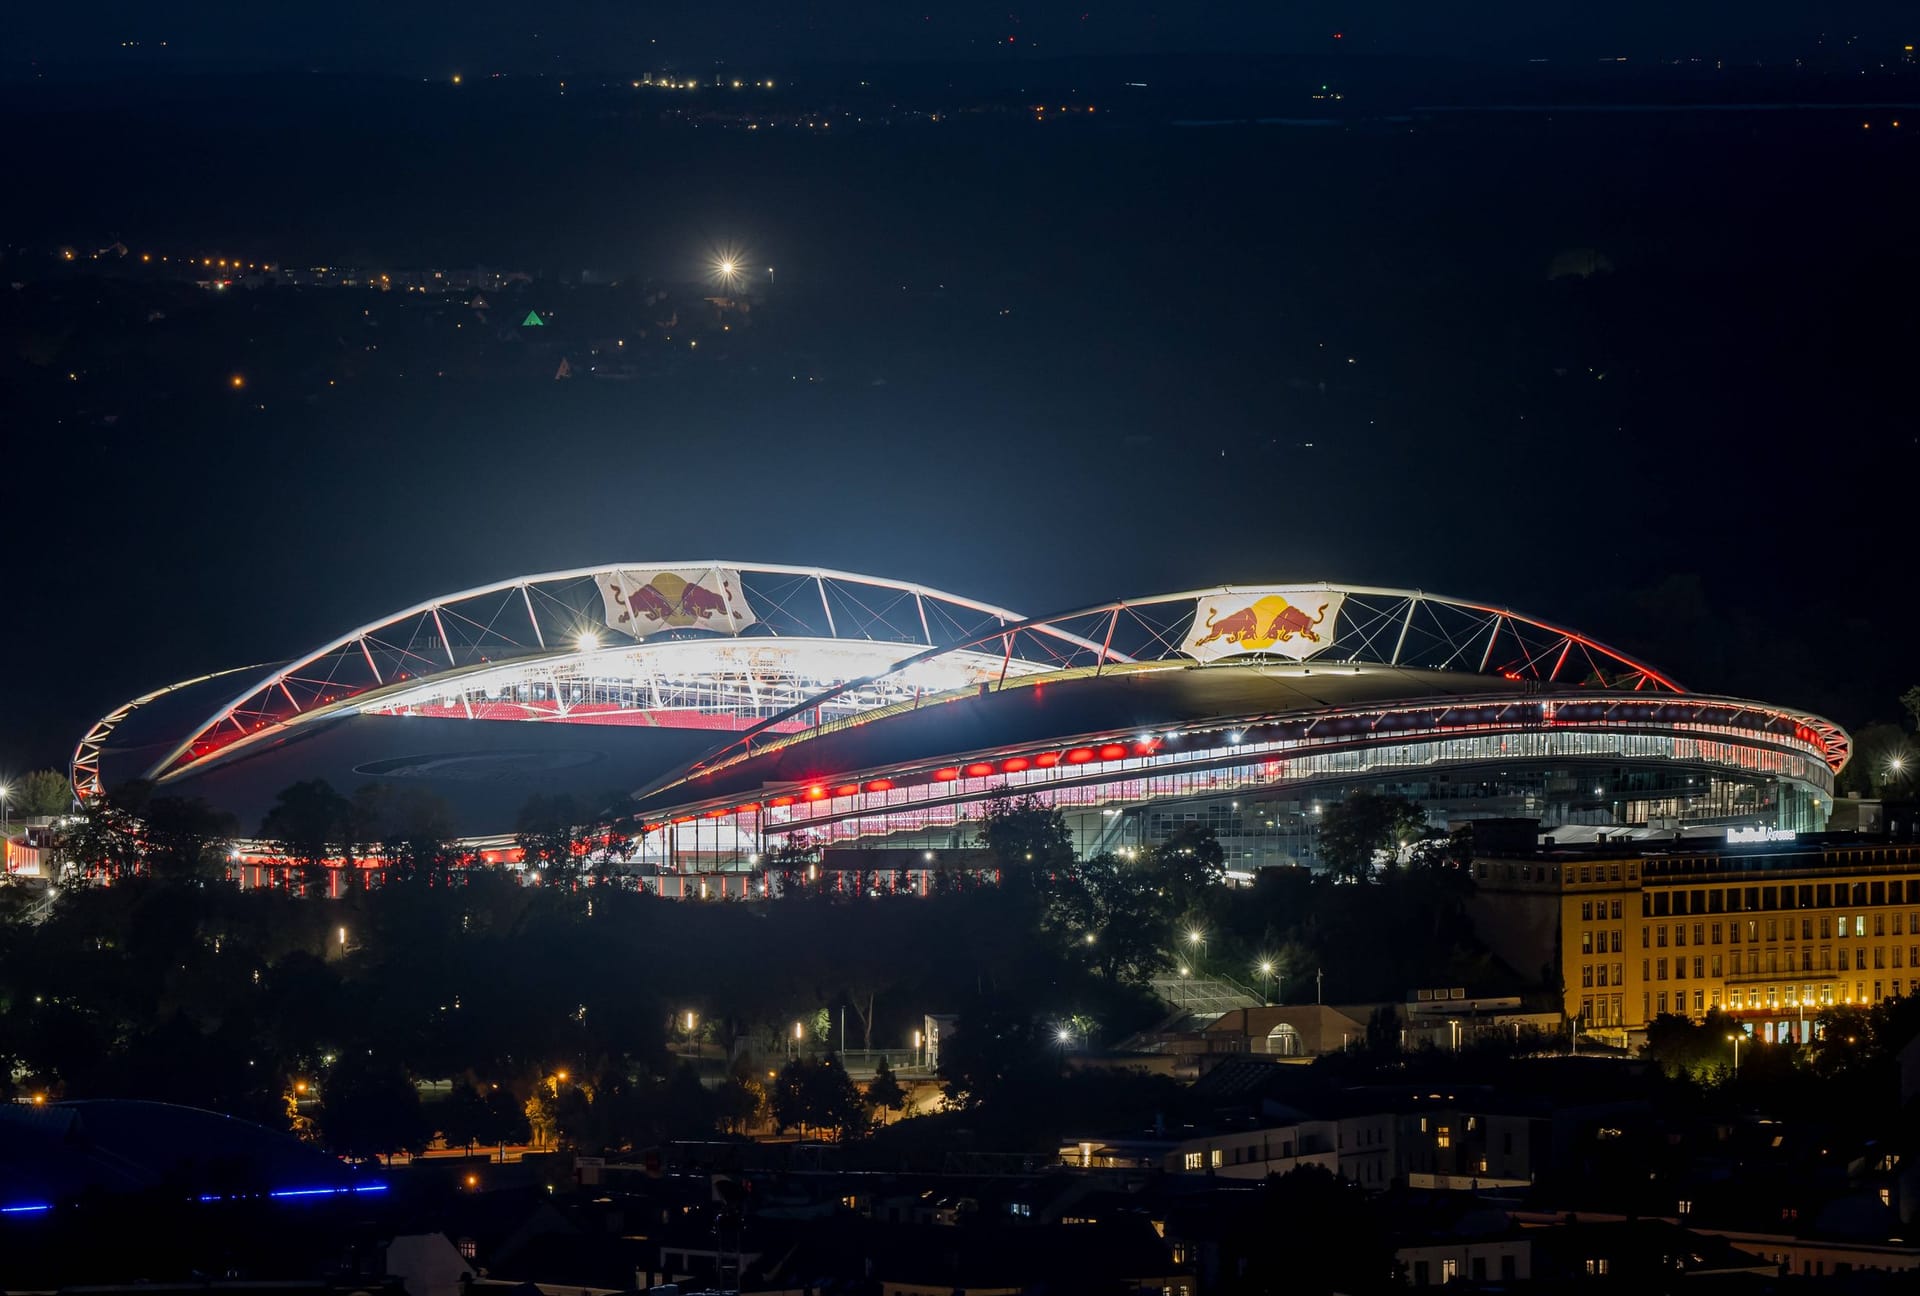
1582;931;1594;955
1183;1152;1203;1170
1586;1258;1610;1275
1436;1126;1451;1149
1210;1148;1223;1168
1441;1258;1458;1283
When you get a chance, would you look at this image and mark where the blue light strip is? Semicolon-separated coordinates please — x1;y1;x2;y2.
191;1181;390;1205
1;1203;53;1215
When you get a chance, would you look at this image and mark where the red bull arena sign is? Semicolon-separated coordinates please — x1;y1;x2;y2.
1180;588;1346;662
598;567;759;637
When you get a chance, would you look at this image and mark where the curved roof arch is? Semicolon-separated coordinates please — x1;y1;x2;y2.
138;563;1109;786
639;582;1712;801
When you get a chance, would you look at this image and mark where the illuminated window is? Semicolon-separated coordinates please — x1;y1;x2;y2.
1210;1148;1223;1168
1183;1152;1203;1170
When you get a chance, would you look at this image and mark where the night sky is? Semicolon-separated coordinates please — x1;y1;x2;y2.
4;3;1918;778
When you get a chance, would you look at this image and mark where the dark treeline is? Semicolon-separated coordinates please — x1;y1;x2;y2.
0;789;1511;1159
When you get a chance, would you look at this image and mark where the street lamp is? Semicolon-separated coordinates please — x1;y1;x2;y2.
1258;960;1277;1005
0;782;10;837
1727;1032;1743;1077
790;1020;803;1059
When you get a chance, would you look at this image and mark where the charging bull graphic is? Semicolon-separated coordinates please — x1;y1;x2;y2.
598;568;758;638
614;581;679;625
1182;589;1345;662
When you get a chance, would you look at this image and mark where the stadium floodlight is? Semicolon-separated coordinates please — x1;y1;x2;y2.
576;630;601;652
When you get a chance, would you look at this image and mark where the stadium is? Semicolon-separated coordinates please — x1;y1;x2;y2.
74;563;1850;886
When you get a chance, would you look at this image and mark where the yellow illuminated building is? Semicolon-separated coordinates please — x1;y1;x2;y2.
1469;840;1920;1045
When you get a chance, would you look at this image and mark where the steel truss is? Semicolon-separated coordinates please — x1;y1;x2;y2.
648;582;1842;805
97;563;1108;793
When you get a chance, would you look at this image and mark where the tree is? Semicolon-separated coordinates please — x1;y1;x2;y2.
515;794;582;880
976;794;1075;876
141;796;239;883
938;993;1050;1110
1060;852;1173;983
13;770;73;818
477;1085;531;1149
1153;825;1226;916
865;1056;908;1124
318;1056;431;1163
1317;792;1431;881
358;785;458;886
715;1072;767;1134
260;780;352;894
436;1082;492;1156
771;1055;868;1140
1902;685;1920;733
60;794;141;879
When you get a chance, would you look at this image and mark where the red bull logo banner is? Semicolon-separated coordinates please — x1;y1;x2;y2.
1181;589;1345;663
598;568;759;638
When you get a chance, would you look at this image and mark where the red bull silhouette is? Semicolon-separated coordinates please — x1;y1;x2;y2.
678;581;731;620
1266;601;1329;644
611;580;677;625
1193;605;1262;647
